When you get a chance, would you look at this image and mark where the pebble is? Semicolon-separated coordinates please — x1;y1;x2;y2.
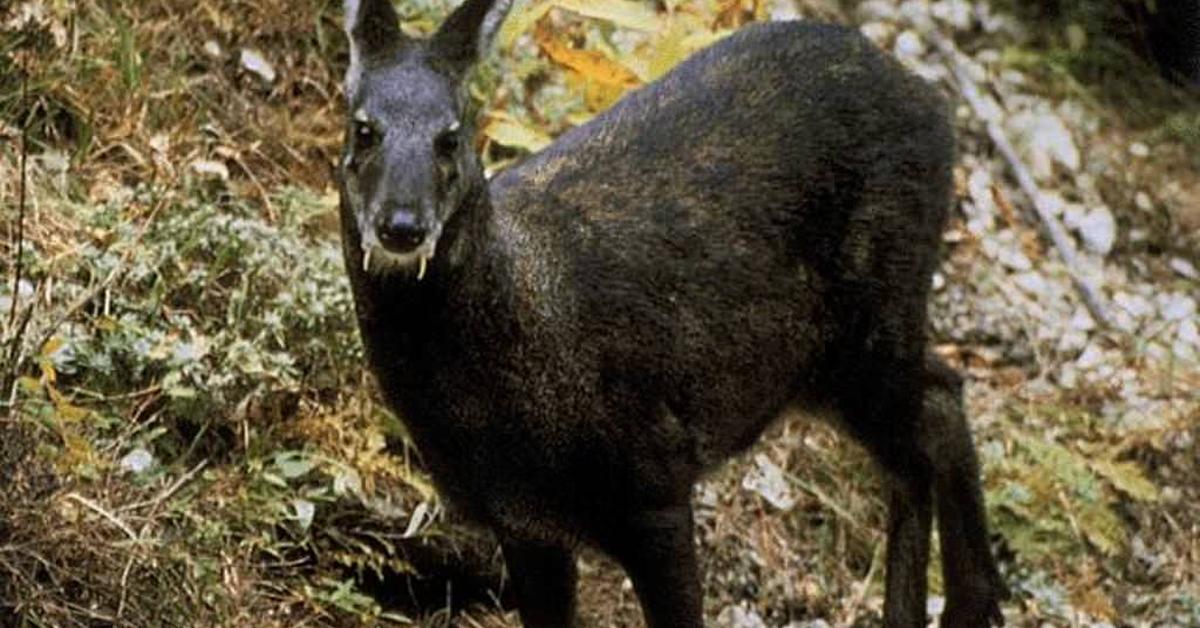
718;605;767;628
742;454;795;511
894;30;926;58
931;0;973;29
120;447;155;474
1076;343;1106;369
1009;110;1081;180
1129;142;1151;158
1159;293;1197;322
1076;206;1117;256
1135;191;1153;212
1169;257;1199;280
239;47;277;84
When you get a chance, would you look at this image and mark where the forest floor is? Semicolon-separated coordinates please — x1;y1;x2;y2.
1;0;1197;626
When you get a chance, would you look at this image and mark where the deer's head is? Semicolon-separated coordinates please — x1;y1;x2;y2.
339;0;511;277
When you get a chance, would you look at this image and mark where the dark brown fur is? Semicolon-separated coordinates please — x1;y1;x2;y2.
336;1;1007;625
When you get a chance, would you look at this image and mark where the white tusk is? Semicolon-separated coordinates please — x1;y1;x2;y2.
363;248;372;273
417;255;428;281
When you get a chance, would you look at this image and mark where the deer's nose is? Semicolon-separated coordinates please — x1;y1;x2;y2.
376;211;427;254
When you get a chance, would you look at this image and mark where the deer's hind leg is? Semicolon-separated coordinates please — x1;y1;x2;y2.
920;355;1007;627
832;353;935;628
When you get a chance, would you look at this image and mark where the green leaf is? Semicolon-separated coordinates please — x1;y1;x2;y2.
274;452;314;479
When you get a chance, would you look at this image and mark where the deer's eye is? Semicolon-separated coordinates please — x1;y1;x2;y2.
354;120;380;151
433;125;460;162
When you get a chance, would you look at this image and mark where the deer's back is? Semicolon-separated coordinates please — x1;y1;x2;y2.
486;20;953;465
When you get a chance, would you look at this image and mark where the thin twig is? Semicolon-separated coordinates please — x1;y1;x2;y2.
3;53;32;412
118;459;209;513
7;51;28;329
63;493;139;542
928;30;1113;328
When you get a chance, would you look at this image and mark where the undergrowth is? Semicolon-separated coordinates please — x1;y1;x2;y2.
1;0;1197;625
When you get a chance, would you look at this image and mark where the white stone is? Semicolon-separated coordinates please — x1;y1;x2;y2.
899;0;934;29
293;499;315;530
742;454;795;511
1129;142;1150;158
1076;206;1117;256
1135;191;1153;212
931;0;973;29
190;159;229;180
1173;321;1198;358
894;31;926;58
1159;293;1197;321
203;40;223;59
1076;343;1106;369
965;168;996;235
718;605;767;628
1013;271;1048;296
1008;110;1081;180
1169;257;1199;280
859;22;894;46
1070;307;1097;331
120;447;155;474
857;0;897;21
239;47;276;84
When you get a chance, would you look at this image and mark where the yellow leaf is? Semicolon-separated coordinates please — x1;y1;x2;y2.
552;0;662;32
1089;459;1159;502
38;357;57;385
56;402;90;423
536;27;642;89
646;17;690;81
42;336;64;357
17;376;41;393
483;117;553;153
498;0;556;50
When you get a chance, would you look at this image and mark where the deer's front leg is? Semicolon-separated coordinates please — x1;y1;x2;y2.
600;503;704;628
502;541;578;627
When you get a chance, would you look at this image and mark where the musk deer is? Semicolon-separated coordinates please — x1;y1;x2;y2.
335;0;1007;625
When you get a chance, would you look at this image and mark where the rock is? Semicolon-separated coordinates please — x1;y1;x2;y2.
932;272;946;291
1169;257;1199;280
120;447;155;474
894;30;926;59
1176;318;1199;354
1076;343;1107;369
1013;271;1048;296
898;0;934;29
190;159;229;181
718;605;767;628
965;168;996;235
1130;142;1151;158
202;40;223;59
1159;293;1197;321
859;21;894;46
1008;110;1081;180
742;454;795;511
931;0;973;29
293;498;316;530
1076;205;1117;256
239;47;277;84
982;237;1033;271
856;0;896;21
1135;191;1154;212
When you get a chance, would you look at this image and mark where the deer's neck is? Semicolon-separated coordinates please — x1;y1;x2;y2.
342;184;513;388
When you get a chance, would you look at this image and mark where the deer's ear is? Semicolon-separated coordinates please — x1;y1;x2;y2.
430;0;514;78
345;0;406;77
